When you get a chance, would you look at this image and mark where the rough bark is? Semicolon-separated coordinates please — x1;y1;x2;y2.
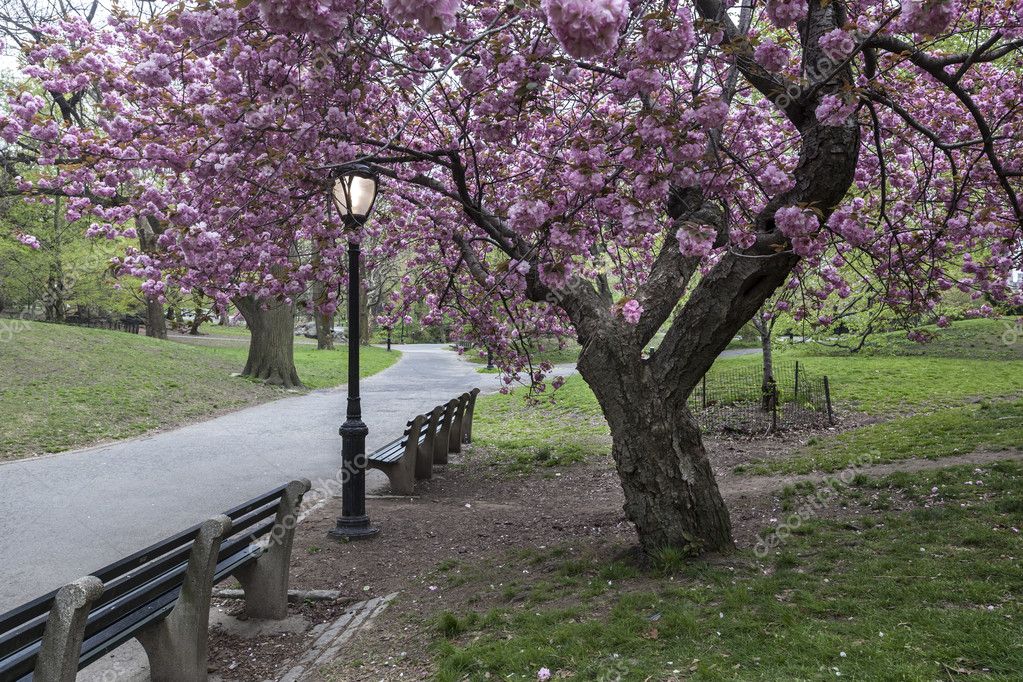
359;281;371;345
314;309;335;350
752;312;775;410
578;338;733;554
136;216;167;340
234;295;303;388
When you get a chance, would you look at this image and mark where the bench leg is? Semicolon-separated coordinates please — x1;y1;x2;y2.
416;409;441;480
136;515;231;682
34;576;104;682
369;460;414;495
234;479;311;619
448;395;466;454
434;399;457;465
463;388;480;444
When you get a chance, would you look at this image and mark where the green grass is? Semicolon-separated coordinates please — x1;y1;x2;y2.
463;340;581;367
432;461;1023;681
194;322;252;338
0;322;398;459
741;399;1023;475
472;376;609;472
198;343;398;390
720;351;1023;414
822;317;1023;361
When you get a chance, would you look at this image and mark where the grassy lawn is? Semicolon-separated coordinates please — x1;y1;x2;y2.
472;376;609;471
431;461;1023;680
471;317;1023;477
463;340;581;367
741;398;1023;475
0;322;398;459
198;343;398;390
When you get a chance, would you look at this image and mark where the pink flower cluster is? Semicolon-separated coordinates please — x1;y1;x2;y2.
676;222;717;257
16;233;41;250
384;0;461;34
818;29;857;61
255;0;351;39
542;0;629;59
765;0;808;28
901;0;957;36
760;164;794;195
815;94;858;126
620;299;644;325
754;39;789;72
775;206;823;257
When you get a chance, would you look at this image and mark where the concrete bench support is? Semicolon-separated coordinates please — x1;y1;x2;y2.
136;515;231;682
463;388;481;444
368;417;423;496
433;399;457;465
416;406;443;480
235;479;312;619
34;576;104;682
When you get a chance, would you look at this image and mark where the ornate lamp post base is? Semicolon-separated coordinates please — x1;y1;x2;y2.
327;515;379;541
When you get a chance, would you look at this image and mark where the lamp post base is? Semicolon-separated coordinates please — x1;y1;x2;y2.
328;515;379;541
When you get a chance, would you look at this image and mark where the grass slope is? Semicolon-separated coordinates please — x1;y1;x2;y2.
0;322;398;460
432;462;1023;681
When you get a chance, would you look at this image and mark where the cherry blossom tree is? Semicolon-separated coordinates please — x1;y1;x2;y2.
3;0;1021;553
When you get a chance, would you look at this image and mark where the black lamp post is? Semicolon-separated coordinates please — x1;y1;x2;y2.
328;164;380;541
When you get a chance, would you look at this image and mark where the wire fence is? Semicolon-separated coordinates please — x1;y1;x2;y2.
688;360;834;434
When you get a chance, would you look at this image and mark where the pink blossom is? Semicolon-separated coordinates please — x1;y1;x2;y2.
754;40;789;72
621;299;643;325
16;233;41;250
537;668;552;681
815;94;858;126
693;99;729;129
901;0;957;35
384;0;461;34
819;29;857;61
766;0;808;28
760;164;794;195
677;223;717;257
542;0;629;59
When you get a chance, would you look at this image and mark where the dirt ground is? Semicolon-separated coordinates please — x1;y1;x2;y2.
206;427;1021;681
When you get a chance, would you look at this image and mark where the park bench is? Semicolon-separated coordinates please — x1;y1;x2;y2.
0;479;310;682
367;388;480;495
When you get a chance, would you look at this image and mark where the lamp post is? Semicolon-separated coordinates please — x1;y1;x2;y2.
328;164;380;541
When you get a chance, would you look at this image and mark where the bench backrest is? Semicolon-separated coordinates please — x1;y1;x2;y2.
0;485;291;679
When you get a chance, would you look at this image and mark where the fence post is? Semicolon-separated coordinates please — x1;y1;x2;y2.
794;361;800;401
701;374;707;409
824;375;834;424
770;379;778;432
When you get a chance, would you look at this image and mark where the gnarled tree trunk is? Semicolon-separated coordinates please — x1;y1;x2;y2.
234;295;302;388
578;344;732;554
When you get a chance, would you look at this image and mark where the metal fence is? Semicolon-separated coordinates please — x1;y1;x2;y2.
687;360;834;434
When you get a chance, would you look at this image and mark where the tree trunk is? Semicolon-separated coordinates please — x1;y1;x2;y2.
136;216;167;340
578;344;732;555
753;314;775;411
315;310;334;350
145;298;167;339
234;295;302;388
359;281;371;345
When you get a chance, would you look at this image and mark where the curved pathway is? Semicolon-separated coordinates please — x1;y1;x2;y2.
0;345;520;610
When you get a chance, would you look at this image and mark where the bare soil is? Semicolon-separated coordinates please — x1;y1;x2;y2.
206;437;1023;681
